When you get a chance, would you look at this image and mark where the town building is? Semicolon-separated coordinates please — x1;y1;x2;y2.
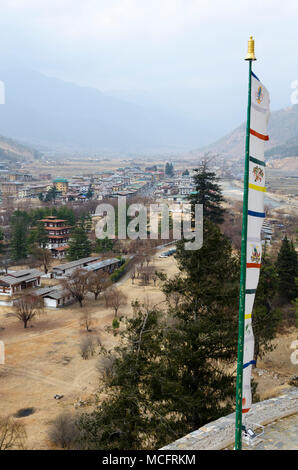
53;178;69;195
18;184;48;199
178;184;195;195
0;181;24;197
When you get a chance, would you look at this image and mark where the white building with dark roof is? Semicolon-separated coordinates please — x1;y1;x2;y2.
52;256;102;278
0;269;42;296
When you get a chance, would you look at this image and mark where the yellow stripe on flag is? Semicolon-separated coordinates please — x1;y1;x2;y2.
245;314;252;319
249;183;267;192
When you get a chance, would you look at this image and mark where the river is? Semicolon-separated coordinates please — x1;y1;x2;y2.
220;180;282;209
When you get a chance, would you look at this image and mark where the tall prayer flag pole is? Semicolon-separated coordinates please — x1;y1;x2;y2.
235;36;256;450
235;36;270;450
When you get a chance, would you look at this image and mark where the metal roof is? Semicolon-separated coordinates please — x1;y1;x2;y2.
84;258;120;272
6;269;42;278
31;286;57;296
43;288;71;300
0;270;43;286
52;256;101;273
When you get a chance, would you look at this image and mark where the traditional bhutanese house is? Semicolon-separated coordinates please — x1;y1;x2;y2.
84;258;122;274
31;286;57;298
53;245;69;258
30;286;75;308
43;288;75;308
52;256;102;278
38;216;72;259
0;269;43;302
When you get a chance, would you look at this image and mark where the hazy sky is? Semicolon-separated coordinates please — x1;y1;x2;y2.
0;1;297;140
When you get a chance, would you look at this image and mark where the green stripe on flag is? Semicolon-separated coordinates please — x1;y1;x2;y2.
249;156;266;166
246;289;256;294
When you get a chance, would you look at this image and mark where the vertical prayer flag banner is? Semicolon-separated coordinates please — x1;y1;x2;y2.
242;71;270;414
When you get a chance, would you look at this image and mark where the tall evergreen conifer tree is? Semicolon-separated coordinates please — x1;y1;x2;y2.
252;247;281;365
67;220;92;261
276;236;298;301
188;161;225;224
10;211;29;260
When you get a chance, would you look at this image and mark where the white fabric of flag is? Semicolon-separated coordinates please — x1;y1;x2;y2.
242;71;270;414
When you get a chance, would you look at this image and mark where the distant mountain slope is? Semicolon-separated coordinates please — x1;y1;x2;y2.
199;104;298;160
0;68;203;154
0;134;41;163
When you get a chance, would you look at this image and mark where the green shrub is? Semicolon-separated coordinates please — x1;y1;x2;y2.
110;258;130;283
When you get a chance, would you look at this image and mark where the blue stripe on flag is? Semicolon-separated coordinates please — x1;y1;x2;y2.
243;360;256;369
248;210;265;218
251;71;260;81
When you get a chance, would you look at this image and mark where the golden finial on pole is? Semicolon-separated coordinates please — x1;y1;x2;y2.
245;36;256;61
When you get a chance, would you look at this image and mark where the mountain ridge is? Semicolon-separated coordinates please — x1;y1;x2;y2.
197;104;298;161
0;68;204;154
0;134;41;163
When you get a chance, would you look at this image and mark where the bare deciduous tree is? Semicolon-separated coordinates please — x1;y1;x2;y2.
62;268;88;308
139;265;155;285
48;412;81;449
79;335;96;359
105;287;128;317
80;309;94;332
87;270;110;300
0;258;10;274
130;270;136;285
13;294;44;329
96;355;115;380
220;202;242;250
32;246;52;274
0;415;27;450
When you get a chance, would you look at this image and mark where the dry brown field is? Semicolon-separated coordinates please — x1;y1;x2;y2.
0;249;296;449
0;249;178;449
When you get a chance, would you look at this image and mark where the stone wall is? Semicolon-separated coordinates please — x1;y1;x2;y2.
161;387;298;450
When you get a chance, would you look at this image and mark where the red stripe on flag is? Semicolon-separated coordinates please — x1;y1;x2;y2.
246;263;261;268
250;128;269;141
242;408;250;414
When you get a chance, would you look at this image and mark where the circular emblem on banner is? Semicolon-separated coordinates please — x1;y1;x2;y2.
255;85;264;104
